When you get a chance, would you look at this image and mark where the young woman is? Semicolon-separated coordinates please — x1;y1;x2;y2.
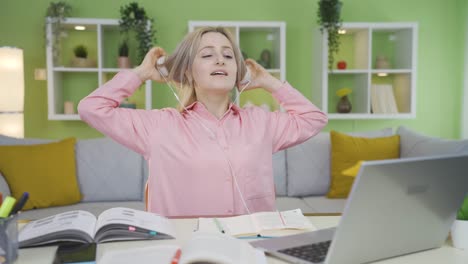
78;27;327;217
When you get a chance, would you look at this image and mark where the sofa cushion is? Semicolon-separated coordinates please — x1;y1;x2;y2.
302;196;347;214
398;126;468;157
0;138;82;210
286;128;394;196
327;131;400;198
0;171;11;197
273;151;287;196
17;201;145;220
0;134;53;145
76;138;144;202
275;197;314;213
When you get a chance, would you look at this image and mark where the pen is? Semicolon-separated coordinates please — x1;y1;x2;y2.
0;196;16;218
128;226;157;236
213;218;225;233
171;248;182;264
9;192;29;216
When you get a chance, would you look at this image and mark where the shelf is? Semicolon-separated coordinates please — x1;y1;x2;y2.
313;22;417;119
46;17;153;120
49;114;81;121
53;67;99;72
328;69;369;74
327;113;415;119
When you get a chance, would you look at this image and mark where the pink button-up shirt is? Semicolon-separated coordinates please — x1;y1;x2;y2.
78;70;327;217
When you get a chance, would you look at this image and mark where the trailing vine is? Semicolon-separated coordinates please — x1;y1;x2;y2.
119;2;156;63
317;0;343;70
45;1;72;64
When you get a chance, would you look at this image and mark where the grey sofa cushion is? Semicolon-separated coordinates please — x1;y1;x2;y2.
398;126;468;157
286;128;394;197
76;138;145;202
0;172;11;197
273;151;287;196
17;201;145;220
0;134;53;145
275;197;314;213
302;196;347;214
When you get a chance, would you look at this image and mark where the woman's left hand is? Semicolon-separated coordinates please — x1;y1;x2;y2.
240;59;283;93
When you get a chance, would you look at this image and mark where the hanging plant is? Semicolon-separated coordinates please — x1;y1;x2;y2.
317;0;343;70
45;1;72;64
119;2;156;63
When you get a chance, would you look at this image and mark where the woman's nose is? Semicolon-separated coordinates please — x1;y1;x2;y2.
215;54;225;65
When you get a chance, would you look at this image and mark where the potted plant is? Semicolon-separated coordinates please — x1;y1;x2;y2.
118;40;131;68
45;1;72;65
452;196;468;249
317;0;343;71
72;45;91;67
119;2;156;64
336;87;352;113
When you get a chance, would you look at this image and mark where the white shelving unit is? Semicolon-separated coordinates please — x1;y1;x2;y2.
313;22;418;119
46;17;152;120
189;21;286;111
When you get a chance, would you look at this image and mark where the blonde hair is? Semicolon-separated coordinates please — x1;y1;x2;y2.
163;27;247;111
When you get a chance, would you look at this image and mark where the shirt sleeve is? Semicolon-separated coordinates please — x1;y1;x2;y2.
269;82;328;153
77;70;159;158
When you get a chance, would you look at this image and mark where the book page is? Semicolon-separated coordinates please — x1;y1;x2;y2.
253;209;315;232
180;231;266;264
198;214;256;236
19;210;96;245
280;209;315;229
99;245;180;264
94;207;176;241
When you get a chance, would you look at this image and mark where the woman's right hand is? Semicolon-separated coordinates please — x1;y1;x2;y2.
132;47;167;83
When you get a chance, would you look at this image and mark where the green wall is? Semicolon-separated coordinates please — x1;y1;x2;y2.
0;0;466;139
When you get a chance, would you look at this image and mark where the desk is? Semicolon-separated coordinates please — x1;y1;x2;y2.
15;216;468;264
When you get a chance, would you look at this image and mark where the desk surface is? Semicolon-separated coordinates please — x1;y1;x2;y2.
15;216;468;264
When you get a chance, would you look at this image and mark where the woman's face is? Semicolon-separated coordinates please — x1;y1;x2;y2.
191;32;238;94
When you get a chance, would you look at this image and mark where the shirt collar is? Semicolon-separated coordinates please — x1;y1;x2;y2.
184;101;241;118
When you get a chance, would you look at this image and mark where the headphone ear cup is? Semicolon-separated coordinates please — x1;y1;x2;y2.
156;56;169;77
240;68;251;85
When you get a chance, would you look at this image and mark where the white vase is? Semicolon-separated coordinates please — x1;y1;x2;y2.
451;220;468;249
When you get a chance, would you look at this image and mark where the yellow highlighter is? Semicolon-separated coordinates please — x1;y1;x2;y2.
0;196;16;218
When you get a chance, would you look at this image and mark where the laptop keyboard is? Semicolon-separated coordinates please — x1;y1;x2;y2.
278;240;331;263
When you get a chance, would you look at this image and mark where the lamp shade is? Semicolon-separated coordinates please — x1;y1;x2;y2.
0;47;24;137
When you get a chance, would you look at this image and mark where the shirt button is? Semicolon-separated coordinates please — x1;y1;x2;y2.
227;209;233;213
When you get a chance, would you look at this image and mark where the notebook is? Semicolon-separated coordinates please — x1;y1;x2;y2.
251;154;468;264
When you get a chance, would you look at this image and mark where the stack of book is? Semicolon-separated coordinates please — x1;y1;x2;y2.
371;84;399;114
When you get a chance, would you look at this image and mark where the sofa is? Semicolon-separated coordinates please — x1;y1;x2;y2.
1;126;468;220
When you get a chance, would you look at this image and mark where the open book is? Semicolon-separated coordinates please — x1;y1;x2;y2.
99;231;267;264
198;208;315;237
18;207;175;248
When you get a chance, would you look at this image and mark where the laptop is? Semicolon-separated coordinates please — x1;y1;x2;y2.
251;154;468;264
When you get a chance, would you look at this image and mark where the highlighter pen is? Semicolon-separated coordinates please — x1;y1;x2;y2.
9;192;29;216
0;196;16;218
213;218;225;233
171;248;182;264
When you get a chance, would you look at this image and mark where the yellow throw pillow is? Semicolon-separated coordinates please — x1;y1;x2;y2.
0;138;82;210
327;131;400;198
342;160;364;177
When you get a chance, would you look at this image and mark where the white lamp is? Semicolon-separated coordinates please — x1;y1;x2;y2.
0;47;24;138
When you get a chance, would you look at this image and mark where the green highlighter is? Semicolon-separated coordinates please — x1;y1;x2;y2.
0;196;16;218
